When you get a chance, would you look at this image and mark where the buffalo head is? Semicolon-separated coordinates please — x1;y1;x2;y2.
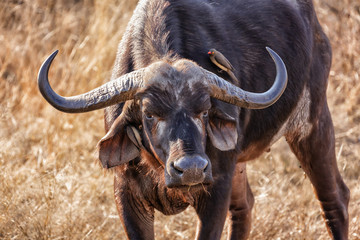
38;48;287;188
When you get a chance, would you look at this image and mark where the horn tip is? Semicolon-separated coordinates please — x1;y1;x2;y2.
50;49;59;59
265;46;275;55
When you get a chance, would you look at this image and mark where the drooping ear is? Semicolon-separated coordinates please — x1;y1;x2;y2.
207;104;238;151
97;113;141;168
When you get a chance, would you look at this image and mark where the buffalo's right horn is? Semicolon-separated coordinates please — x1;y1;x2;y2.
205;47;288;109
38;50;145;113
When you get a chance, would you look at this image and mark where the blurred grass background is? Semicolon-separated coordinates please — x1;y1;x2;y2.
0;0;359;239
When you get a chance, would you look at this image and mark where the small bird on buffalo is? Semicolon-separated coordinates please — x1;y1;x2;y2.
208;49;238;84
208;49;235;72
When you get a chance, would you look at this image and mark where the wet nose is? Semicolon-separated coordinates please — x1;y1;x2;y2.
169;155;210;186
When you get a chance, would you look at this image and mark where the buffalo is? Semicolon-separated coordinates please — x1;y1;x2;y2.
38;0;349;239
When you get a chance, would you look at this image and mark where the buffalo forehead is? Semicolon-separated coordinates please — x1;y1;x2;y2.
142;59;210;110
145;59;206;88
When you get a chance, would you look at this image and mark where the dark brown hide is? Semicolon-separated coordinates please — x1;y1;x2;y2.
38;0;349;239
102;0;349;239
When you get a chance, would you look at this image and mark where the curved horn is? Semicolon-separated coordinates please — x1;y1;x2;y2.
38;50;145;113
205;47;287;109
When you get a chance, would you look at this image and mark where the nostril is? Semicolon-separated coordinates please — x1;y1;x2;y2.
203;163;208;172
171;162;183;175
195;157;208;173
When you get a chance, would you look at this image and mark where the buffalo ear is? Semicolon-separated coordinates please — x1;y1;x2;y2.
97;115;141;168
207;108;238;151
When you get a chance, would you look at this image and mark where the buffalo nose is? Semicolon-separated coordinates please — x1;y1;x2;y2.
171;156;209;185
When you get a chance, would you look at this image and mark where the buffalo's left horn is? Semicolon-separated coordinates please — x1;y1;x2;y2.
205;47;287;109
38;50;145;113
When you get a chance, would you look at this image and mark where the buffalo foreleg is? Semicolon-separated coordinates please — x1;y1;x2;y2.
194;163;236;240
228;163;254;240
286;103;349;240
114;170;155;240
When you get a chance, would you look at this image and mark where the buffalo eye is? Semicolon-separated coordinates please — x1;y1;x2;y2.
144;111;156;120
202;110;209;118
145;113;154;120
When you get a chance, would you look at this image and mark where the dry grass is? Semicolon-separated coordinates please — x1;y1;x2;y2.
0;0;359;239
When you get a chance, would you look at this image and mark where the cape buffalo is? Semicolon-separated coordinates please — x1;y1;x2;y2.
38;0;349;239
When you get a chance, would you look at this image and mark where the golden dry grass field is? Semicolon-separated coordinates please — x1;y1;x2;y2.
0;0;359;239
